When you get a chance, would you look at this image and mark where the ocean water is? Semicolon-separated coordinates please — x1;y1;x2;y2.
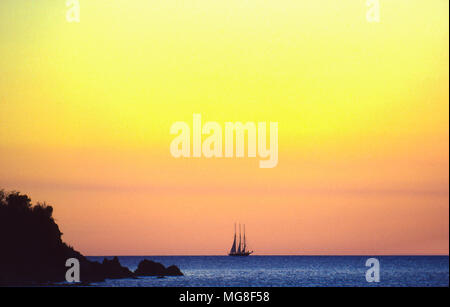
86;256;449;287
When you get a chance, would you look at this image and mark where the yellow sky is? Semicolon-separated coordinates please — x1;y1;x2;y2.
0;0;448;255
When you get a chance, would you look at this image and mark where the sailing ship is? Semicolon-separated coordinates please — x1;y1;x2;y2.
228;224;253;256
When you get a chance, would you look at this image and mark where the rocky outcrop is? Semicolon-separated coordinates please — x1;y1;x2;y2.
165;265;184;276
99;257;135;279
135;259;183;276
0;189;182;285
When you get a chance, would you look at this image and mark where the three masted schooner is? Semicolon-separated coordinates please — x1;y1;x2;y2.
228;224;253;256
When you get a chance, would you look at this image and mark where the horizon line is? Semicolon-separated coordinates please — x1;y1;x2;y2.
85;254;450;257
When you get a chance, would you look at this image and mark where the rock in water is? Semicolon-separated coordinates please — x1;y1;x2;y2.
101;257;135;279
165;265;184;276
135;259;183;276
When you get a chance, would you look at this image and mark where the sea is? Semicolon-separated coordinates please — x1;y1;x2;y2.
86;256;449;287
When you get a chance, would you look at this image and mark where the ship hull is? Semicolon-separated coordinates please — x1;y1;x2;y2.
228;251;253;256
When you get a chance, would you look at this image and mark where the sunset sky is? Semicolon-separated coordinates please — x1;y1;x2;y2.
0;0;448;255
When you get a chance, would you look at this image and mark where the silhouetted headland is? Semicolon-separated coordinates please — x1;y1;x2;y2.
0;189;183;285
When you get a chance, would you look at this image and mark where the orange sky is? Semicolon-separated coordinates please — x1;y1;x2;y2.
0;1;448;255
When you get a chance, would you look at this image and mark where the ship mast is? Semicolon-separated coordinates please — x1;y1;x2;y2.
243;224;246;253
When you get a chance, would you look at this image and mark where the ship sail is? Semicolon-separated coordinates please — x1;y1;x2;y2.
237;224;242;253
229;224;237;254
